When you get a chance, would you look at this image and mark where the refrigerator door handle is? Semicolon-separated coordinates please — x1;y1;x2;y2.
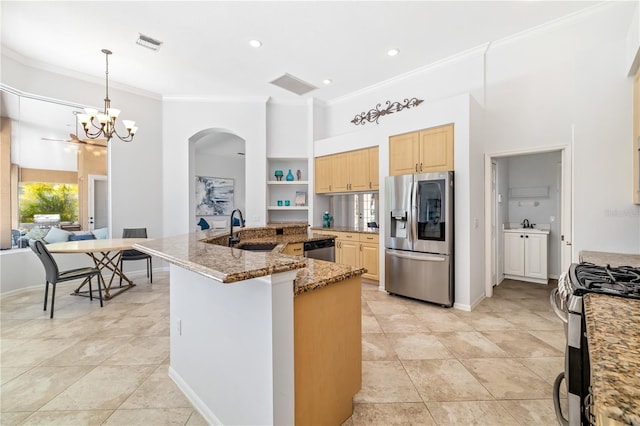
410;180;417;244
386;250;446;262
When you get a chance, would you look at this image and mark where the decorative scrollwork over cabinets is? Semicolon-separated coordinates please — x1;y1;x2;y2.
351;97;424;126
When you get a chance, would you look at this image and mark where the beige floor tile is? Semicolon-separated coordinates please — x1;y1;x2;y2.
351;402;436;425
426;400;518;425
517;357;565;385
101;336;170;365
498;399;558;425
40;337;132;367
0;319;60;340
454;311;518;331
482;331;563;357
40;365;154;411
354;361;421;403
361;314;383;333
367;300;412;316
0;338;80;367
119;365;193;409
21;409;112;425
185;409;209;425
386;333;454;360
403;359;493;402
434;331;508;359
474;296;527;312
413;310;474;332
376;313;430;333
362;333;397;361
0;367;30;385
0;411;31;425
528;330;566;352
461;358;551;399
1;366;93;412
103;408;193;425
93;316;167;338
141;316;171;337
493;310;562;331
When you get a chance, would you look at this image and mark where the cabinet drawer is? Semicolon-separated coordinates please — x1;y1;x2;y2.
359;233;379;244
338;232;359;241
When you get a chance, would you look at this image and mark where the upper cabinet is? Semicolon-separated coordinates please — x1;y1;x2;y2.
315;146;378;194
389;123;454;176
634;67;639;204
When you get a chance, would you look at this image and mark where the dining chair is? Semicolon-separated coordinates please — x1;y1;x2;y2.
120;228;152;284
29;239;104;318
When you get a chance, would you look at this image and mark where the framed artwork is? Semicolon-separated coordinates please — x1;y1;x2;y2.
195;176;234;216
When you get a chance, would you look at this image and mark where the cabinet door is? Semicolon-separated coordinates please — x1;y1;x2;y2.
348;149;370;191
315;156;332;193
282;243;304;256
503;232;525;276
524;233;548;280
389;132;420;176
339;240;359;267
331;153;349;192
418;124;454;172
360;242;379;281
368;146;379;190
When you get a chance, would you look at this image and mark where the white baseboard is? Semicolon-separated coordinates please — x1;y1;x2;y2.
454;294;485;312
168;365;223;425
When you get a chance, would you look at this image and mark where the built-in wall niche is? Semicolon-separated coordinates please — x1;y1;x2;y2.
266;157;309;223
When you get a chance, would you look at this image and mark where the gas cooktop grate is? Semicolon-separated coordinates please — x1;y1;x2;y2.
572;263;640;299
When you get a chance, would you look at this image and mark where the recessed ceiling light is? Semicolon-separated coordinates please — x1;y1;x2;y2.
387;48;400;57
322;79;332;85
136;33;163;51
249;39;262;48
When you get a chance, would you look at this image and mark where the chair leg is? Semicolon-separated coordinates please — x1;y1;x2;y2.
119;259;123;285
96;274;104;308
149;258;153;283
88;277;93;301
44;281;49;311
50;283;56;319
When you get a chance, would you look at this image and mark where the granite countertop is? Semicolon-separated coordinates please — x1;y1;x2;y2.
133;228;364;295
311;226;379;235
579;251;640;267
583;293;640;425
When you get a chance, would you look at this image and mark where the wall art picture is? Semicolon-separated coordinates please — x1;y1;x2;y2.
195;176;234;216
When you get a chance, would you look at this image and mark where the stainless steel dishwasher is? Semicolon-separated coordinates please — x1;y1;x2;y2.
303;239;335;261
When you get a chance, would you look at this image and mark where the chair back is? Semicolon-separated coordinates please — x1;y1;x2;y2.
122;228;148;239
29;239;59;283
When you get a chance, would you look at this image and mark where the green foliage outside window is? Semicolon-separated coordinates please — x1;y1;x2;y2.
19;183;79;223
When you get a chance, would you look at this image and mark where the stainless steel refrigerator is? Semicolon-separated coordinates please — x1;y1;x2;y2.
384;172;454;306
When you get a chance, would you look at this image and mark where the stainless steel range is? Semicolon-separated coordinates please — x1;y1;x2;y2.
551;263;640;425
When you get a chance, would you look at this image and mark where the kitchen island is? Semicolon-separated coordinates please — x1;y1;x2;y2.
134;227;364;425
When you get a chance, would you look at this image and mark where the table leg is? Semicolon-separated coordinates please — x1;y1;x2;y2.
72;250;136;300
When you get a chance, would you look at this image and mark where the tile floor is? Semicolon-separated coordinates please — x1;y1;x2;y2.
0;272;566;425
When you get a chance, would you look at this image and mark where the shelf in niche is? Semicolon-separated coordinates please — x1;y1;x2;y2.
267;206;308;211
509;186;549;199
267;180;309;185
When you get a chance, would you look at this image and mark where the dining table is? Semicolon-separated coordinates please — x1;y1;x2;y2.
46;238;149;300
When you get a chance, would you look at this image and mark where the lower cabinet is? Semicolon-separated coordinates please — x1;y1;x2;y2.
503;230;548;284
334;232;379;281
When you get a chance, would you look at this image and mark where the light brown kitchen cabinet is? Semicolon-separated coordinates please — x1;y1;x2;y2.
389;123;454;176
314;146;379;194
315;156;332;193
634;67;639;204
333;231;379;281
282;242;304;256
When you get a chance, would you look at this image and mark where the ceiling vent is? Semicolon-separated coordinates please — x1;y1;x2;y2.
269;73;317;96
136;33;163;51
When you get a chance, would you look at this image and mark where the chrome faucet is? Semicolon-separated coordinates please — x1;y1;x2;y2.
521;219;530;229
228;209;245;246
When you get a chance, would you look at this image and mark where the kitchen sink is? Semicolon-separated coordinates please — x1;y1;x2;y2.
236;242;278;252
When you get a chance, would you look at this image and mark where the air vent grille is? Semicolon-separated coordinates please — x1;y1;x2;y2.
269;73;317;95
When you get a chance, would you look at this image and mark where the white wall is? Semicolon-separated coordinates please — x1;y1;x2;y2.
163;98;267;236
267;102;308;158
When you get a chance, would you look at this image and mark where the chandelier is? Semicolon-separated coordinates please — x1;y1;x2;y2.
77;49;137;142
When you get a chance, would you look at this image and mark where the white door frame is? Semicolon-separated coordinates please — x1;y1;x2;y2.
88;174;108;231
484;144;573;298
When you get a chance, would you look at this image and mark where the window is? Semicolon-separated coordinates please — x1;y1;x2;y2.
19;182;79;225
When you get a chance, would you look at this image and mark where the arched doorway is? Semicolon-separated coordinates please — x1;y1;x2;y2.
188;128;246;232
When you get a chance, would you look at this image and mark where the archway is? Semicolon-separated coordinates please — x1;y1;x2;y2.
188;128;246;232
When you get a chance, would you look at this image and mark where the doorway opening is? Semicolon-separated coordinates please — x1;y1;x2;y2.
484;145;573;298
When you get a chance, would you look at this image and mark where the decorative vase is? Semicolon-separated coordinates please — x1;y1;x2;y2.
286;169;294;181
274;170;284;181
296;169;302;181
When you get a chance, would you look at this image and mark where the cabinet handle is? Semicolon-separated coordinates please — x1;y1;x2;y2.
360;244;363;252
420;162;423;172
415;163;419;172
520;235;524;238
369;182;372;189
329;185;332;191
525;235;529;238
